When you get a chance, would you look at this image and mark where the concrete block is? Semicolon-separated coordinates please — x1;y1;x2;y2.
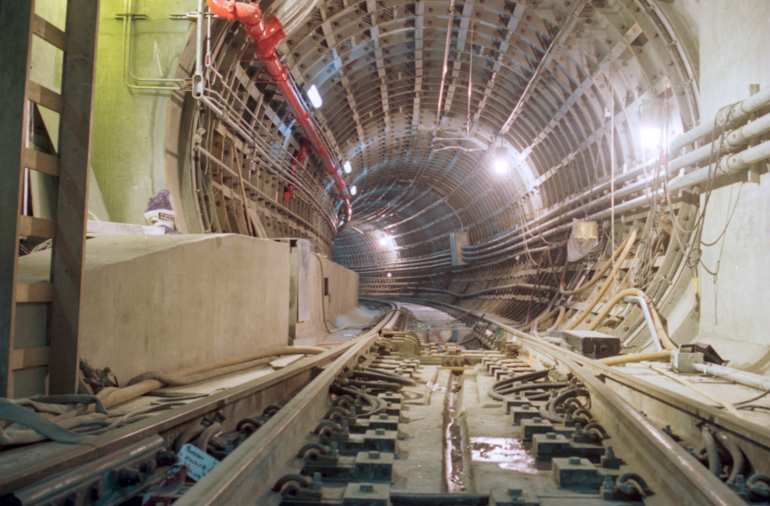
522;418;554;441
552;457;603;490
342;483;389;506
511;406;540;425
490;488;540;506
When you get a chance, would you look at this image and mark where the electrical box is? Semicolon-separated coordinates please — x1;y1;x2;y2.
560;330;620;359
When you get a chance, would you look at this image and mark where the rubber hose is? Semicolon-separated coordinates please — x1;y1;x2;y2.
747;475;770;500
492;369;552;391
355;370;417;386
701;427;722;478
337;386;386;418
546;389;588;423
497;382;569;396
560;231;636;296
715;431;746;486
348;380;404;391
565;228;638;330
174;423;206;453
195;422;223;451
548;307;567;332
598;351;671;366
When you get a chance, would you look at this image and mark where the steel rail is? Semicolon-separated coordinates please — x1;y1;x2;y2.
387;298;763;505
0;306;398;496
174;310;401;505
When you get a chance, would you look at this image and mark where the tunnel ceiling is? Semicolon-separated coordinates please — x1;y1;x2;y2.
240;0;700;279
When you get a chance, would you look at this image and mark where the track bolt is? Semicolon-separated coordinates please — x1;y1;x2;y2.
375;429;386;435
369;451;380;459
117;468;143;487
360;484;374;493
569;457;581;465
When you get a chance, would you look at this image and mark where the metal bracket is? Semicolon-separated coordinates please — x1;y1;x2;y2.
114;13;148;20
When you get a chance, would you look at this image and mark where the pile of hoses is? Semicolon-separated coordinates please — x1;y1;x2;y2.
697;426;770;500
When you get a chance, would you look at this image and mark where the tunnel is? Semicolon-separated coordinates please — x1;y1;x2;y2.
1;0;770;504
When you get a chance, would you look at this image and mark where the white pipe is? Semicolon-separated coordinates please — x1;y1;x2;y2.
670;86;770;153
624;296;662;352
693;363;770;392
720;137;770;174
667;110;770;175
193;0;206;98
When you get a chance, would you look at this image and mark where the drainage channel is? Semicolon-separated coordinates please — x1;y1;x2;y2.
444;372;467;494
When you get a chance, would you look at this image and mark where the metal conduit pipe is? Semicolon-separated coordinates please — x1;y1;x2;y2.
462;159;656;253
667;111;770;175
205;0;351;223
585;288;674;351
420;283;557;299
670;85;770;153
718;137;770;174
464;176;653;262
692;363;770;392
471;135;770;265
623;296;663;352
467;119;768;263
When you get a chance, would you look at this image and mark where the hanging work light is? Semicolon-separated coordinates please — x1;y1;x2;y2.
494;144;509;174
639;99;665;151
307;85;323;108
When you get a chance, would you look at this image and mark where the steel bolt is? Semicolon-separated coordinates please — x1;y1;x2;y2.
117;468;142;487
546;433;556;440
375;428;385;435
569;457;581;465
379;414;388;419
360;484;374;493
369;451;380;459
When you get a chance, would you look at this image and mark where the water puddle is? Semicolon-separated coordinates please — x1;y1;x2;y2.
469;437;539;474
444;374;466;492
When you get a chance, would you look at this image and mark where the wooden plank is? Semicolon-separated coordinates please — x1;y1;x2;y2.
9;346;49;371
16;283;53;303
32;14;68;51
18;215;56;239
48;0;100;394
0;0;35;398
27;81;64;114
22;148;60;177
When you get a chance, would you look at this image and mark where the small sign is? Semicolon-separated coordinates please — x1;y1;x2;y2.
177;444;220;482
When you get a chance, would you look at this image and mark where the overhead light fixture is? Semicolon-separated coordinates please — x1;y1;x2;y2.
378;233;395;249
351;185;357;196
386;272;392;278
343;161;352;174
307;85;323;109
639;99;665;152
640;127;662;151
494;144;509;174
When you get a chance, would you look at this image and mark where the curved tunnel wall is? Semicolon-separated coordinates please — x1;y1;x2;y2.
88;1;770;369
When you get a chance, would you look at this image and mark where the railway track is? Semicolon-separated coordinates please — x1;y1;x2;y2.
1;301;769;505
